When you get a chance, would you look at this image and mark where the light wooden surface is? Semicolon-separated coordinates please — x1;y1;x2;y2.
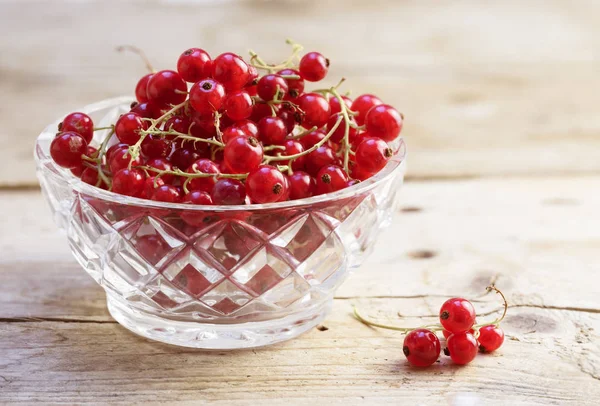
2;0;600;404
1;178;600;404
2;0;600;185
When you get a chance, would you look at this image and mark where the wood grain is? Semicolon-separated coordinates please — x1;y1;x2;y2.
1;177;599;403
2;0;600;186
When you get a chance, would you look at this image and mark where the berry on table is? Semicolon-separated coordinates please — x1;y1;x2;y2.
403;329;441;367
444;332;479;365
439;297;477;333
478;325;505;353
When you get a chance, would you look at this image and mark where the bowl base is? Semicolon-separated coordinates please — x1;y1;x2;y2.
106;295;332;349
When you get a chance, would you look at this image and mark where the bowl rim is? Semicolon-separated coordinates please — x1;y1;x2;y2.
35;96;407;212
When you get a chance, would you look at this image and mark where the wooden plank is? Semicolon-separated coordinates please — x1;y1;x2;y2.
2;0;600;186
1;177;599;403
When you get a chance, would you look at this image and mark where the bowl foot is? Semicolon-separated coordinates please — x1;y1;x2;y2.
106;296;332;349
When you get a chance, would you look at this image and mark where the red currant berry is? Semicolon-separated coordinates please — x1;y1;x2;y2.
258;116;287;145
282;139;306;171
184;190;213;205
299;52;329;82
442;328;475;340
327;113;358;143
246;65;259;86
50;132;88;168
146;157;174;183
171;147;200;170
365;104;403;141
223;90;253;121
355;137;393;172
220;126;246;144
439;298;477;333
329;95;353;116
186;158;220;193
257;74;289;101
351;94;383;126
250;102;277;123
277;68;304;99
135;73;153;103
59;112;94;144
445;332;478;365
180;191;214;226
211;178;246;205
111;168;145;197
189;79;226;116
177;48;212;83
211;52;250;91
234;119;259;138
298;93;330;128
130;101;161;119
305;145;337;176
288;171;315;200
224;136;263;174
403;329;441;367
141;135;171;159
106;143;128;163
478;325;505;353
109;147;141;174
142;176;165;200
70;146;98;177
151;184;182;203
278;107;299;133
146;70;187;105
115;113;147;145
81;167;108;189
315;165;348;195
349;162;375;181
246;165;287;204
299;130;327;149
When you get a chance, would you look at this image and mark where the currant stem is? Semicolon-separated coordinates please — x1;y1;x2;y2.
485;284;508;327
288;126;318;140
139;166;248;181
330;88;352;173
93;125;115;132
143;129;224;148
94;128;115;187
353;306;443;333
116;45;155;73
263;115;342;163
264;145;286;152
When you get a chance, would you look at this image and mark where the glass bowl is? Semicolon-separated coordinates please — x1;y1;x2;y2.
35;97;407;349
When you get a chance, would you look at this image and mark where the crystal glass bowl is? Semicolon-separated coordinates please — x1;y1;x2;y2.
35;97;407;349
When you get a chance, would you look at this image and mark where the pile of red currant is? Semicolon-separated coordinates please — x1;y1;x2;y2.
354;286;507;367
49;40;403;205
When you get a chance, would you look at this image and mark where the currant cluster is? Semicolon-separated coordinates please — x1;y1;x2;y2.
354;286;507;367
49;40;403;205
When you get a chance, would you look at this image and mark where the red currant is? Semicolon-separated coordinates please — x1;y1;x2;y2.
142;176;165;200
130;101;161;119
365;104;403;141
403;329;441;367
257;74;289;101
278;106;300;133
445;332;478;365
151;184;182;203
109;146;140;174
478;325;504;353
305;145;337;176
234;119;259;138
250;102;276;123
189;79;226;116
146;157;174;183
211;178;246;205
282;139;306;171
180;191;213;225
224;90;253;121
298;93;330;128
277;68;305;98
177;48;212;83
246;65;259;86
224;136;263;174
299;130;327;149
288;171;315;200
50;132;88;168
351;94;383;125
221;126;247;144
439;298;477;333
315;165;348;195
81;167;108;189
442;328;474;340
246;165;288;203
115;113;147;144
329;95;352;116
135;73;153;103
211;52;250;91
186;158;220;193
299;52;329;82
106;143;128;163
111;168;145;197
141;135;171;159
327;113;357;143
170;147;200;170
59;112;94;144
258;116;287;145
146;70;187;105
355;137;393;172
349;162;374;181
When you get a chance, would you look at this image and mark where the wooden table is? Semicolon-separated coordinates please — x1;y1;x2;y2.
1;1;599;404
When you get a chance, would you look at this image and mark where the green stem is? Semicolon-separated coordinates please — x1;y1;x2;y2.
139;166;248;180
143;129;224;148
331;88;352;173
288;126;318;140
93;125;115;132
